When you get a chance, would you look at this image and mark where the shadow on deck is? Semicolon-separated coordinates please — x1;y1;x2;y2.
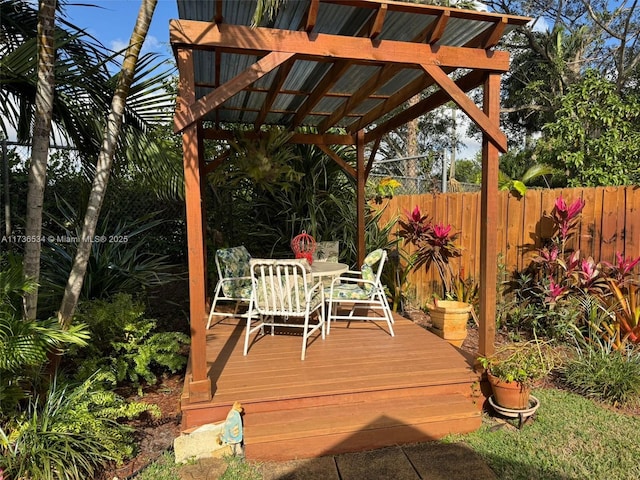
181;314;482;461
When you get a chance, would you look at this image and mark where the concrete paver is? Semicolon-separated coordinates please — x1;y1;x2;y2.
178;441;496;480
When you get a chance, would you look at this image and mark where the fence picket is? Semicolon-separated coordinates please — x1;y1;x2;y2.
381;186;640;306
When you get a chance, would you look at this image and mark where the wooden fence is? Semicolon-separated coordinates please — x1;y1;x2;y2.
376;186;640;307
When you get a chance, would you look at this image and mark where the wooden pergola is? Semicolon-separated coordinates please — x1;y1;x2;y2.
170;0;530;403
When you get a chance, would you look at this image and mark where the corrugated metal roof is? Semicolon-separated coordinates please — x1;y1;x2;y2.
172;0;530;135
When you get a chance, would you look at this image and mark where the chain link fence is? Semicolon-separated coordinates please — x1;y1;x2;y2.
1;141;186;261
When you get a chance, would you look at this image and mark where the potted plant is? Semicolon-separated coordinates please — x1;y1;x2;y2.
397;205;470;345
477;340;555;410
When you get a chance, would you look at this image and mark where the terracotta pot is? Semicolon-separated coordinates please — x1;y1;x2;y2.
427;300;472;347
487;372;531;410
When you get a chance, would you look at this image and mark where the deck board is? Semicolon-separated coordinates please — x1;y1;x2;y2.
183;314;478;412
180;314;482;459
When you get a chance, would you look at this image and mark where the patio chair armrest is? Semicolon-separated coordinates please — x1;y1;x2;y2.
329;275;375;289
220;275;251;282
308;279;326;298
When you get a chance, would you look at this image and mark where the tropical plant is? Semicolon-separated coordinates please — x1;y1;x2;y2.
1;0;179;319
397;204;462;297
39;199;179;309
446;269;479;311
58;0;161;327
498;163;556;196
562;340;640;408
478;339;557;388
537;71;640;187
592;279;640;351
66;293;189;389
0;253;89;412
22;0;57;319
0;372;160;480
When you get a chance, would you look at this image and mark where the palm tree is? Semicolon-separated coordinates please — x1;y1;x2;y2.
23;0;57;319
58;0;160;326
1;0;180;318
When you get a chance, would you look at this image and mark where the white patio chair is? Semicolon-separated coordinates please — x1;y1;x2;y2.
206;246;253;329
325;248;395;336
244;259;325;360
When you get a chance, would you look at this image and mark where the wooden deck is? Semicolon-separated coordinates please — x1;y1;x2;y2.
181;314;483;461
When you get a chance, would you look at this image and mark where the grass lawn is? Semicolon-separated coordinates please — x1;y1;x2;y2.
445;388;640;480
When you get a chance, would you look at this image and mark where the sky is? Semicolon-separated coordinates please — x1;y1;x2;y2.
64;0;178;60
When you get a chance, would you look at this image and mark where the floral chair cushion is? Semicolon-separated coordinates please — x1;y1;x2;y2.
216;246;252;297
325;249;385;299
313;241;340;263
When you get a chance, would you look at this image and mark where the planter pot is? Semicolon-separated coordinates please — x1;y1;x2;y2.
426;300;472;347
487;372;531;410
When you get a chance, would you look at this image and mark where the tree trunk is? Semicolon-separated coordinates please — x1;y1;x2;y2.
23;0;57;320
57;0;158;327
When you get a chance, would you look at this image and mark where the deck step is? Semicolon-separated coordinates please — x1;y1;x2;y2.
243;391;481;461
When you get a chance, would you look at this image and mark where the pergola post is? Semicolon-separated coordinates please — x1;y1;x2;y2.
478;72;501;358
177;45;211;402
356;130;366;267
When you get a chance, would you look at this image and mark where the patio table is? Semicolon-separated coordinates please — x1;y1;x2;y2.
310;261;348;280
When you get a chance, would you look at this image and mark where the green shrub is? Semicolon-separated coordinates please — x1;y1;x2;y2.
0;373;159;479
39;200;181;313
68;293;189;388
562;343;640;407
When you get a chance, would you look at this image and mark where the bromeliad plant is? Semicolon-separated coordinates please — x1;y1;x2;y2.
511;195;640;347
397;205;462;298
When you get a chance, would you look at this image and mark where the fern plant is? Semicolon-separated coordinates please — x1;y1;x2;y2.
67;293;189;389
0;372;160;479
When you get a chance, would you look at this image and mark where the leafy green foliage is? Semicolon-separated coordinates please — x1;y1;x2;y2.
39;199;181;311
0;373;159;480
449;388;640;479
537;71;640;186
478;340;557;387
220;455;263;480
135;451;181;479
562;342;640;407
68;294;189;388
0;253;89;412
397;205;462;297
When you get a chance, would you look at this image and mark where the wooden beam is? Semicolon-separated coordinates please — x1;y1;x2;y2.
364;69;485;142
316;0;530;25
366;136;381;177
369;3;387;39
306;0;320;32
255;58;296;128
169;21;512;72
420;62;507;152
174;51;295;132
423;10;450;44
203;150;230;175
319;144;357;178
348;70;432;133
202;128;357;145
292;60;353;127
478;72;501;359
182;121;211;403
478;17;507;49
174;47;195;135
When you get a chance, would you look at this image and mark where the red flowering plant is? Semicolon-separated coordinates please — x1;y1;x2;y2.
520;195;640;346
397;205;462;298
